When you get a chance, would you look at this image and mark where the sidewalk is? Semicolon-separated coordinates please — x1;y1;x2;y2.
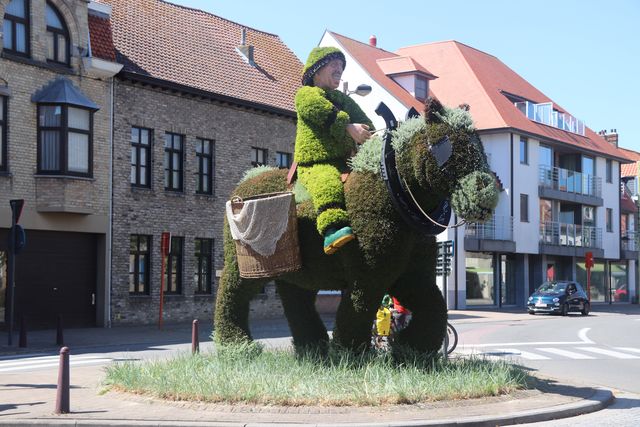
1;305;636;426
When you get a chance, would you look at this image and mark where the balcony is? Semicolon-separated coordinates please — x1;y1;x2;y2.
514;101;585;136
621;230;638;260
464;216;515;252
539;221;603;258
538;165;603;206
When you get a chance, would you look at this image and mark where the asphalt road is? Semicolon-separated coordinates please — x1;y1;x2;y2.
453;308;640;394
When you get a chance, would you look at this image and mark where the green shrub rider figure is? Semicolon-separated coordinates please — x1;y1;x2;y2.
295;47;373;254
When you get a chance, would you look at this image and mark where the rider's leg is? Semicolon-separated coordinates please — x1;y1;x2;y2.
298;163;354;254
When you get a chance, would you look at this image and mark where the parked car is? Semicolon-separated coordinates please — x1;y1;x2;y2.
527;281;590;316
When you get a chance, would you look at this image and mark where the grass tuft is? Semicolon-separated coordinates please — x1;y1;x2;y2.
103;343;529;406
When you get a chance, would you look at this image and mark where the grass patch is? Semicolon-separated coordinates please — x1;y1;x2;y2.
103;343;530;406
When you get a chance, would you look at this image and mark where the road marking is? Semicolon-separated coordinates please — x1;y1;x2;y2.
614;347;640;354
0;355;113;373
579;347;640;359
494;348;551;360
471;341;589;348
578;327;594;344
537;347;596;359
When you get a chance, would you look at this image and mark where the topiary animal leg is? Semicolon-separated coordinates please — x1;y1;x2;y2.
214;225;265;345
276;280;329;352
333;283;386;351
390;238;447;352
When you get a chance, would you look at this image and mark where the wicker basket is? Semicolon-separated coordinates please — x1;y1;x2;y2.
230;192;302;278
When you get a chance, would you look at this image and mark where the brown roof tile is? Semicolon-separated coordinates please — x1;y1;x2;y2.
96;0;301;113
88;14;117;62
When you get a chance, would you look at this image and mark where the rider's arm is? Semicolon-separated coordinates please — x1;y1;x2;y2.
295;86;350;140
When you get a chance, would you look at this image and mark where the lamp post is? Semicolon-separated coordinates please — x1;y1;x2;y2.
342;82;372;97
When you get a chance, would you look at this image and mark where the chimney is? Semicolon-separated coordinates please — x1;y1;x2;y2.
369;35;377;47
603;129;618;147
236;28;255;65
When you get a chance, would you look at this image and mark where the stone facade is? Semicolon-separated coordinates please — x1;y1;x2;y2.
0;0;114;327
109;79;295;325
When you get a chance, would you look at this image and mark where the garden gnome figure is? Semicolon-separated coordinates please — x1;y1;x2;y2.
294;47;374;254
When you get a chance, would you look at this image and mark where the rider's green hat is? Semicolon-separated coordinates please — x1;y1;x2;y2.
302;47;346;86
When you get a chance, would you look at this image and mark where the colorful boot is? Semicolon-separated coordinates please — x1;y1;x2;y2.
323;226;355;255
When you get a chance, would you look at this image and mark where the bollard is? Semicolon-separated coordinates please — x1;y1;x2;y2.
19;315;27;348
192;319;199;354
55;346;70;414
56;315;64;346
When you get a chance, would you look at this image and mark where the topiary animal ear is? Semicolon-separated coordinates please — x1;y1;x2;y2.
424;97;445;124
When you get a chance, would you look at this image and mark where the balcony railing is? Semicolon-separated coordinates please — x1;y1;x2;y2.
539;221;601;248
514;101;585;135
465;215;513;241
539;165;602;198
622;230;637;251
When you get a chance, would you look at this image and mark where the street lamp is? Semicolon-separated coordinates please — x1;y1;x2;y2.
342;82;372;97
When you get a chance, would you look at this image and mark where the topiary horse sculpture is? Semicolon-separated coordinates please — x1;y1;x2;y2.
215;98;499;353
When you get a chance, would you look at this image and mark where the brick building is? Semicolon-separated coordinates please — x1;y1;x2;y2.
0;0;121;328
1;0;302;330
99;0;300;325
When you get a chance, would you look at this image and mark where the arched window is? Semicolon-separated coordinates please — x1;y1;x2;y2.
45;1;69;65
2;0;30;55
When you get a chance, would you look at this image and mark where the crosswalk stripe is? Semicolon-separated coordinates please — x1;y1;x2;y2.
494;348;551;360
614;347;640;354
536;347;596;359
578;347;640;359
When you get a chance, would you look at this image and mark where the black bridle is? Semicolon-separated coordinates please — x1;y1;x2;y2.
376;102;453;236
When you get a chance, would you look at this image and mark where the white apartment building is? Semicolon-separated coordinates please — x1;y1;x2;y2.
320;30;637;309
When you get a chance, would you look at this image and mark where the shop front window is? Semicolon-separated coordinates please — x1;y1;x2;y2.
500;254;517;306
611;262;628;302
576;259;605;302
0;251;6;325
466;253;495;306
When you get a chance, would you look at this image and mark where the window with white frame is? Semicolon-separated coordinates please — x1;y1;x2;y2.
38;104;93;176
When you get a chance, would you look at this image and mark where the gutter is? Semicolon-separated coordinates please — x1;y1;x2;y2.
118;71;296;119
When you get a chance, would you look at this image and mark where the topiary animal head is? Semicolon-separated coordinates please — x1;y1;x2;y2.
394;97;499;223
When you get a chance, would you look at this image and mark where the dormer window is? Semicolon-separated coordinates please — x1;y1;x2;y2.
2;0;30;56
513;99;585;136
415;77;428;101
45;1;69;65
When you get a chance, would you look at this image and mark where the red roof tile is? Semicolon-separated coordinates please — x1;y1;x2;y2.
619;147;640;177
396;41;631;161
95;0;301;113
376;56;436;79
88;14;116;62
329;32;434;112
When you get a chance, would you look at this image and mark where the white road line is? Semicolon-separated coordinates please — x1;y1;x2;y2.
494;348;551;360
0;358;113;373
578;327;594;344
537;347;596;359
471;341;588;348
614;347;640;354
0;355;108;368
579;347;640;359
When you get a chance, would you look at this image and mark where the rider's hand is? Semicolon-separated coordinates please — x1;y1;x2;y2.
347;123;373;145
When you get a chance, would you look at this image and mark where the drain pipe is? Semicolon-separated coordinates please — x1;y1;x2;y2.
106;76;114;328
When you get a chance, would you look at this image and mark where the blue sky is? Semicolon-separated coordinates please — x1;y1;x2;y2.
174;0;640;153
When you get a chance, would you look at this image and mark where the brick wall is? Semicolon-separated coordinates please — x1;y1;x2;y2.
110;80;296;325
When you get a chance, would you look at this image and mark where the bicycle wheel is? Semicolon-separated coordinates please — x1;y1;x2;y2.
446;322;458;354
